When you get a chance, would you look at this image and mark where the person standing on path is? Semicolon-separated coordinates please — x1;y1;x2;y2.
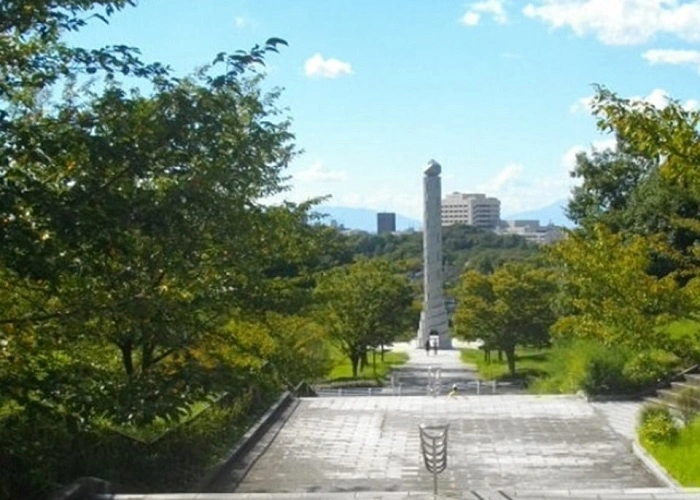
425;339;430;355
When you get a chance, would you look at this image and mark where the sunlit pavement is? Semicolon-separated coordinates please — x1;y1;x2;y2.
224;343;666;495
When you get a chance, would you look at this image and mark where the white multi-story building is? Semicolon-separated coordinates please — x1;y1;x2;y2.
441;192;501;228
496;220;564;245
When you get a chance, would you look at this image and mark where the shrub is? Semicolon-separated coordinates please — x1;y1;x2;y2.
529;339;604;394
622;349;681;388
581;345;633;395
677;387;700;426
639;405;678;444
639;403;673;426
0;388;277;500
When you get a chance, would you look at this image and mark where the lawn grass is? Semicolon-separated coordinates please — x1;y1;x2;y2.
325;348;409;384
642;418;700;487
460;347;551;385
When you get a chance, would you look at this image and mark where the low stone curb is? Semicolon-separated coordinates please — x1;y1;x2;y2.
631;438;681;490
49;476;121;500
196;391;295;491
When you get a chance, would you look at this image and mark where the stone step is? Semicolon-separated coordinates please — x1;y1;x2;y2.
645;396;681;413
670;381;700;399
656;388;680;403
684;373;700;387
94;489;700;499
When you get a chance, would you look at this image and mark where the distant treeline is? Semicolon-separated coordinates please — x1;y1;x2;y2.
341;224;540;285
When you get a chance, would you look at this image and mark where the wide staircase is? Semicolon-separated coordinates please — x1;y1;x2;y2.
645;365;700;420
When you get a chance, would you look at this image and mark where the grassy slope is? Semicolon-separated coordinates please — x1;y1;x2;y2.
643;418;700;487
325;347;409;384
460;348;551;384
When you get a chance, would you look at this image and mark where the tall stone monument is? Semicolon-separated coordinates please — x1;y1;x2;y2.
417;160;451;349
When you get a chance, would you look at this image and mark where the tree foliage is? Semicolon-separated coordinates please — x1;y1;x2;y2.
548;226;688;351
568;86;700;275
453;261;556;375
0;0;318;428
560;86;699;354
314;259;413;377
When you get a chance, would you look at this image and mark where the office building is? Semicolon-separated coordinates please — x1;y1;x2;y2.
376;212;396;234
441;192;501;228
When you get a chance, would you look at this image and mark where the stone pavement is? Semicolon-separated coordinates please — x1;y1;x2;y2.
227;395;660;494
209;343;689;497
104;490;700;499
387;341;480;394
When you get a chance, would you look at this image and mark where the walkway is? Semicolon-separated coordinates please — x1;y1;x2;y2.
223;342;663;495
387;340;479;394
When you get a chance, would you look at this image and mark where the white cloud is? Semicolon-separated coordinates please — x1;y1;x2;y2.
561;139;617;172
523;0;700;46
234;16;248;29
643;48;700;73
304;53;353;78
562;145;585;172
500;51;523;60
462;11;481;25
482;163;524;191
569;95;594;113
294;161;347;183
685;98;699;110
475;163;572;214
461;0;507;26
639;87;670;108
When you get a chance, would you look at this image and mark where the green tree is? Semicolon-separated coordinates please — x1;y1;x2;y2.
560;86;699;354
314;259;413;377
548;227;688;350
453;261;556;375
0;0;168;105
568;86;700;274
0;0;321;424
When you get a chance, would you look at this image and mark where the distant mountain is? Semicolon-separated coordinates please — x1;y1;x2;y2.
316;206;421;232
503;199;574;228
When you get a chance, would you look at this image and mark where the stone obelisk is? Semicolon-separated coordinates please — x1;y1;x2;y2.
417;160;451;349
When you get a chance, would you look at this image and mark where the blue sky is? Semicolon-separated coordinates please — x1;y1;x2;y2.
71;1;700;219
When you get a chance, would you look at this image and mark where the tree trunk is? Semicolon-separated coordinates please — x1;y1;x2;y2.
380;344;385;361
504;346;516;376
350;353;360;378
141;341;154;371
119;342;134;377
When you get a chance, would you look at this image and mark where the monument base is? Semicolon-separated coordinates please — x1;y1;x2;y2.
416;306;452;349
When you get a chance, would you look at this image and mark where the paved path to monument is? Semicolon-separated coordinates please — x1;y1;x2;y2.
229;345;661;494
386;340;480;394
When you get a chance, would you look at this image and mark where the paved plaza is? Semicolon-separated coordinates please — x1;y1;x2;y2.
230;395;659;494
223;344;667;495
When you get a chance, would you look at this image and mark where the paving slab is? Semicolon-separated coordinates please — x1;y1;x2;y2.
212;344;677;496
227;395;660;494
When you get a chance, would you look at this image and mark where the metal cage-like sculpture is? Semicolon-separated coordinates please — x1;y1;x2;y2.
419;423;449;496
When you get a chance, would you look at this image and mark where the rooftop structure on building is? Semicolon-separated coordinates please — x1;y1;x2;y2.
441;192;500;228
497;219;564;245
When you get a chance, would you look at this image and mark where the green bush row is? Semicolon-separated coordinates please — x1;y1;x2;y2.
639;409;700;486
530;339;688;396
0;389;277;500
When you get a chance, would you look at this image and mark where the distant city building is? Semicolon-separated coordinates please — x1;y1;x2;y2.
441;192;500;228
496;219;564;245
376;212;396;234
